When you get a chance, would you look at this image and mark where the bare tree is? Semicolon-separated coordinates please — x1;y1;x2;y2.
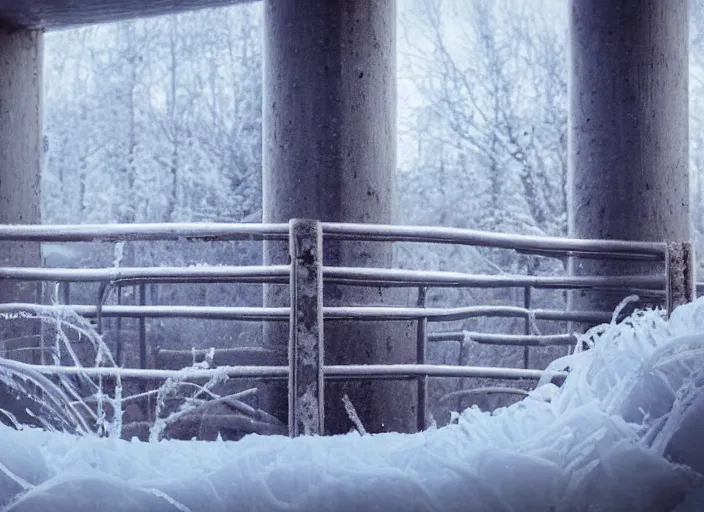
43;4;264;355
400;0;567;238
397;0;569;423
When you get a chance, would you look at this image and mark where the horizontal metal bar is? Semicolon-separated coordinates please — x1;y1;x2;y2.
0;223;289;242
155;347;284;371
438;386;530;405
155;347;279;357
428;332;576;346
0;303;614;324
0;223;667;261
0;303;291;321
325;364;553;380
325;306;613;323
11;360;563;381
326;267;665;289
325;374;417;381
322;223;666;258
19;363;290;380
515;248;662;262
427;332;466;342
0;265;666;293
0;265;290;283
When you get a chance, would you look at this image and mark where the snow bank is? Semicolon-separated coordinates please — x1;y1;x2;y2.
4;298;704;511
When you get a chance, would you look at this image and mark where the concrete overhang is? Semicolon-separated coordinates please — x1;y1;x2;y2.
0;0;255;30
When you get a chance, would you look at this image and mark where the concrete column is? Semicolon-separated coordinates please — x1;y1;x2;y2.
0;27;43;360
568;0;690;315
263;0;416;434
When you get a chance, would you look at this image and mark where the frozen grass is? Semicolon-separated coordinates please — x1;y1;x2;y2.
2;297;704;510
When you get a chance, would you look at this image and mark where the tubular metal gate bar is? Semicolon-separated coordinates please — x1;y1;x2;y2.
0;220;695;436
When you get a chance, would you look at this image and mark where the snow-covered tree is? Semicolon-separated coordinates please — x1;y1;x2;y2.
43;4;264;353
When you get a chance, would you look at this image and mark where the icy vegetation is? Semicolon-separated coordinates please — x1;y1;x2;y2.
4;298;704;510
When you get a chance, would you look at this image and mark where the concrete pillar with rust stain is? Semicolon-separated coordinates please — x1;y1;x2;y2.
262;0;416;434
0;27;42;354
568;0;690;315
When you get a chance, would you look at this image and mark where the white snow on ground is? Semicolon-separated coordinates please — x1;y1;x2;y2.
5;298;704;511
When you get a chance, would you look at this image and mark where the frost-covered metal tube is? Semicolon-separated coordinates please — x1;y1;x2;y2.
428;332;576;346
323;267;665;289
323;223;666;258
0;303;290;321
0;222;289;241
0;265;290;282
0;265;665;291
326;306;612;324
325;364;551;380
0;221;666;259
0;303;612;324
14;360;560;382
438;386;530;405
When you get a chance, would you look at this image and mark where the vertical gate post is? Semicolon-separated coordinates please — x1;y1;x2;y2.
416;286;428;432
523;287;532;369
288;219;324;436
138;284;147;370
115;285;123;365
138;283;148;420
666;241;695;315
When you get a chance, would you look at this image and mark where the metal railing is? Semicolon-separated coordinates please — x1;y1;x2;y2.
0;220;694;437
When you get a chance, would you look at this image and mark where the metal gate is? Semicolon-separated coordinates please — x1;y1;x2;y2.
0;220;694;436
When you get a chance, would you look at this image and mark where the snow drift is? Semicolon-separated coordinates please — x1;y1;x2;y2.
4;297;704;511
